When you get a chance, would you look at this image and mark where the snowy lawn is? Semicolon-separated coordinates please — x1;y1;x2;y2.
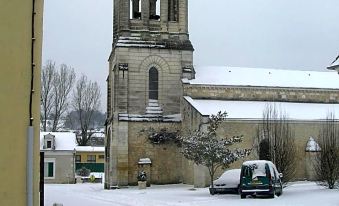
45;181;339;206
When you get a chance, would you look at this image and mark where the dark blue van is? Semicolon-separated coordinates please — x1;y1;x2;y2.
240;160;283;198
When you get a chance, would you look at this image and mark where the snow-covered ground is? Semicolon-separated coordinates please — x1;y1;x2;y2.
45;182;339;206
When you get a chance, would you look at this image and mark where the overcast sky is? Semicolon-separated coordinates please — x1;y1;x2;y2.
43;0;339;111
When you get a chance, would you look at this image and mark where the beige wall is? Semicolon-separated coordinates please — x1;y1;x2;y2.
44;152;75;184
181;98;326;187
0;0;43;205
128;122;182;185
109;47;193;116
76;152;105;163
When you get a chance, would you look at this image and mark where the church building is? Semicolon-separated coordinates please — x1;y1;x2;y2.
105;0;339;188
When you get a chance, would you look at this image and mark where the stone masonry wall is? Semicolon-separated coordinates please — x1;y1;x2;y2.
184;84;339;104
128;122;182;185
114;47;193;115
44;153;75;184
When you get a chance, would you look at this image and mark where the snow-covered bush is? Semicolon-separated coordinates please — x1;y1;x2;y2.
180;111;251;189
137;171;147;182
140;127;179;144
76;167;91;177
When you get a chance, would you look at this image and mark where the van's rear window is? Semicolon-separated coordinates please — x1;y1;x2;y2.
243;163;266;178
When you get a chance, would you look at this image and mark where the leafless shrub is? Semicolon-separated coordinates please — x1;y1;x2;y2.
255;104;296;184
314;113;339;189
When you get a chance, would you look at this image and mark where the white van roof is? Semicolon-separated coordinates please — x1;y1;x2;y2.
242;160;277;178
243;160;273;166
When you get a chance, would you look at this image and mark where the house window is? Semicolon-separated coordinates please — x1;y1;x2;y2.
75;155;81;162
99;155;105;159
168;0;178;21
44;160;55;179
150;0;160;20
43;134;55;149
87;155;96;163
130;0;141;19
46;140;52;149
149;67;159;100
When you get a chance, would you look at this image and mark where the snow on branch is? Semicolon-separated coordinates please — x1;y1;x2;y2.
179;111;251;188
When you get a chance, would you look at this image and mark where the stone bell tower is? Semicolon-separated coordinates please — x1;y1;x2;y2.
105;0;194;188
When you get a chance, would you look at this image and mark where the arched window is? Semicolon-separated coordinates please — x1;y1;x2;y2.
149;67;159;100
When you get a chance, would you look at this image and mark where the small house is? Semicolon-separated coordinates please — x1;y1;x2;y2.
40;132;77;184
75;146;105;173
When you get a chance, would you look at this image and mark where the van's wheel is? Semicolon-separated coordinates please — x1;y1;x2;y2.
269;189;275;198
209;189;215;195
241;194;246;199
276;189;282;196
276;183;283;196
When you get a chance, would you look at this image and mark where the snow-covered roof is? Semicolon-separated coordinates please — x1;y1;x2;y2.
40;132;77;151
305;137;321;152
184;66;339;89
118;113;181;122
184;96;339;120
116;36;166;49
91;132;105;138
75;146;105;152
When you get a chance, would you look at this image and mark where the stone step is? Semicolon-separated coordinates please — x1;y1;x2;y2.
148;99;158;103
148;102;159;107
146;110;163;114
146;106;162;111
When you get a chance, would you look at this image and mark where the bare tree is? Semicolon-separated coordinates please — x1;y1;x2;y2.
314;113;339;189
255;104;296;184
51;64;76;131
41;60;76;131
41;60;56;131
72;74;101;146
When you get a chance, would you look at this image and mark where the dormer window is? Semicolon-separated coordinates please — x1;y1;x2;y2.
43;133;55;150
47;140;52;149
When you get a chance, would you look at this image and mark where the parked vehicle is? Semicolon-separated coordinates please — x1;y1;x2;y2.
239;160;283;198
209;169;241;195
